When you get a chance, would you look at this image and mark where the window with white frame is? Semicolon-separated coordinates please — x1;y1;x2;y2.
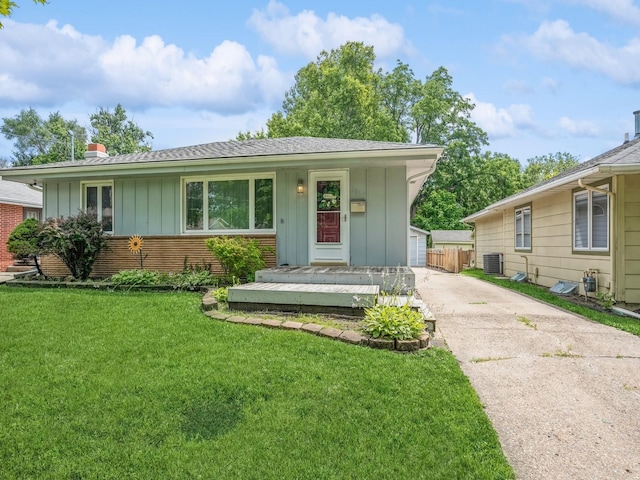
82;182;113;233
573;186;609;251
514;206;531;250
183;174;274;233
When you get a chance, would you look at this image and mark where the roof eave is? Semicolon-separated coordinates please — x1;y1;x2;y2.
462;165;602;222
0;146;443;184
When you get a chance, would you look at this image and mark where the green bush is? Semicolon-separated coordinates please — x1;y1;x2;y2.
6;218;45;275
170;270;218;290
205;236;269;283
110;269;164;286
212;286;229;303
362;303;425;340
40;211;110;280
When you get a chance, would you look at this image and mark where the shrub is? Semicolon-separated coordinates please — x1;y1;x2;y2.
170;270;218;290
6;218;44;275
110;269;164;286
39;211;110;280
362;303;425;340
205;236;269;283
212;286;229;303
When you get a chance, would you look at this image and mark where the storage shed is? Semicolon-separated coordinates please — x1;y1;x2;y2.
409;226;429;267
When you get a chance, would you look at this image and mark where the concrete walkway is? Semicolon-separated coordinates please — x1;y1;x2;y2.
0;272;14;284
413;268;640;480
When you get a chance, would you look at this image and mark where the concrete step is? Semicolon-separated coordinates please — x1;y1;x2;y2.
228;282;379;315
6;265;36;273
255;266;415;294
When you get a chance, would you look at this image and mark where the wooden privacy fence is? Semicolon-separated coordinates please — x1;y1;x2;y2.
427;248;475;274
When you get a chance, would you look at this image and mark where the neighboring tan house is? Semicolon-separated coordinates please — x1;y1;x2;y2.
0;179;42;271
0;138;443;277
429;229;474;250
463;110;640;303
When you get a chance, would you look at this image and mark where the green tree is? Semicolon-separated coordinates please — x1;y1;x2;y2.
0;0;46;28
6;218;44;275
418;151;523;228
265;42;402;141
1;108;87;166
522;152;580;188
90;104;153;156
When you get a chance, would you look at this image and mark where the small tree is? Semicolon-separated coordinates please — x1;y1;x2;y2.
6;218;44;275
205;236;269;283
40;211;110;280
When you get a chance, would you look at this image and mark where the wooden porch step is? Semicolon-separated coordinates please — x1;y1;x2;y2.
228;282;379;315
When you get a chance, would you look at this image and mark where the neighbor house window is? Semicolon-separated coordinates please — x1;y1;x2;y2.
573;186;609;251
515;206;531;250
82;182;113;233
183;174;274;233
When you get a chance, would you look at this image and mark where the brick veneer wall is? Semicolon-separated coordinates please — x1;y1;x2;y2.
0;203;24;271
40;234;277;278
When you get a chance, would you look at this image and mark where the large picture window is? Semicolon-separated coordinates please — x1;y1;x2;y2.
514;206;531;250
82;182;113;234
573;186;609;251
183;174;274;233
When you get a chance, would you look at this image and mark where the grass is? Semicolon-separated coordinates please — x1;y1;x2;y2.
0;287;514;480
461;269;640;337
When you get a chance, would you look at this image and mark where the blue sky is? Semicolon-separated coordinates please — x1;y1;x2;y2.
1;0;640;164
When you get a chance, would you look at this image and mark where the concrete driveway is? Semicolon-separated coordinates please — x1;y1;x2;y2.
413;268;640;480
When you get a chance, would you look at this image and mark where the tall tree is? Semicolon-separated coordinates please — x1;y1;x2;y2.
0;0;46;28
522;152;580;188
90;104;153;156
1;108;87;166
265;42;402;142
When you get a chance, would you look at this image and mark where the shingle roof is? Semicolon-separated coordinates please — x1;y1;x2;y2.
3;136;440;171
463;136;640;222
430;230;474;243
0;179;42;207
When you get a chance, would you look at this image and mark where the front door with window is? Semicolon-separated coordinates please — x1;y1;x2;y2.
308;170;349;265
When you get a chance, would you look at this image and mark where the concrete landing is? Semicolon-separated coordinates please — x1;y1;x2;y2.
228;282;379;315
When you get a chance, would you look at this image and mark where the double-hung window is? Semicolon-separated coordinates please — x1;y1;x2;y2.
514;205;531;250
183;174;274;233
82;181;113;234
573;186;609;252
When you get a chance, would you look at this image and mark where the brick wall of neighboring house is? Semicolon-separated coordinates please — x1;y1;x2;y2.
0;203;24;271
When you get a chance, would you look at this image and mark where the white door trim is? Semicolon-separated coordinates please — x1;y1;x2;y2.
308;169;350;265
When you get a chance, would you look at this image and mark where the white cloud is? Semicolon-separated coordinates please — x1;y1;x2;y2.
248;0;408;59
0;20;289;114
566;0;640;27
558;116;600;136
513;19;640;84
541;76;560;93
466;93;535;138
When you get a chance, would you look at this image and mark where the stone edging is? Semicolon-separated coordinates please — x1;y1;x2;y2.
202;291;430;352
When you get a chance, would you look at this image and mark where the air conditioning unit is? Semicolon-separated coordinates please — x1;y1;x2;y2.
483;253;503;275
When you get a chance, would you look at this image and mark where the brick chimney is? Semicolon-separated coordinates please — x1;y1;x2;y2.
84;143;108;159
635;110;640;139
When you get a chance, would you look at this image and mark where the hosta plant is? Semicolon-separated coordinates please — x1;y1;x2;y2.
362;303;425;340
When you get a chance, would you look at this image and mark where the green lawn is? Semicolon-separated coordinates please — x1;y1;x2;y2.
0;287;513;479
462;269;640;336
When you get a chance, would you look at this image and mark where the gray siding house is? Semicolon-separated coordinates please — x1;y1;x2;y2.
0;137;442;277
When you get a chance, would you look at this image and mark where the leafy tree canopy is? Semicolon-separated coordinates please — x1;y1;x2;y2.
90;104;153;156
522;152;580;188
0;0;46;28
1;108;87;166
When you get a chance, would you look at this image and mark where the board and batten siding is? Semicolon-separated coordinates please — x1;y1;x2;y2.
475;189;612;295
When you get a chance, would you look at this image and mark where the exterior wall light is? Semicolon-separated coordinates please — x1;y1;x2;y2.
297;178;304;194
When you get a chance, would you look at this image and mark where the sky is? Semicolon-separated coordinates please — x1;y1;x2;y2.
1;0;640;165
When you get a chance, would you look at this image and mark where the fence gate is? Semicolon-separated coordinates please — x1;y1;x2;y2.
426;248;475;273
